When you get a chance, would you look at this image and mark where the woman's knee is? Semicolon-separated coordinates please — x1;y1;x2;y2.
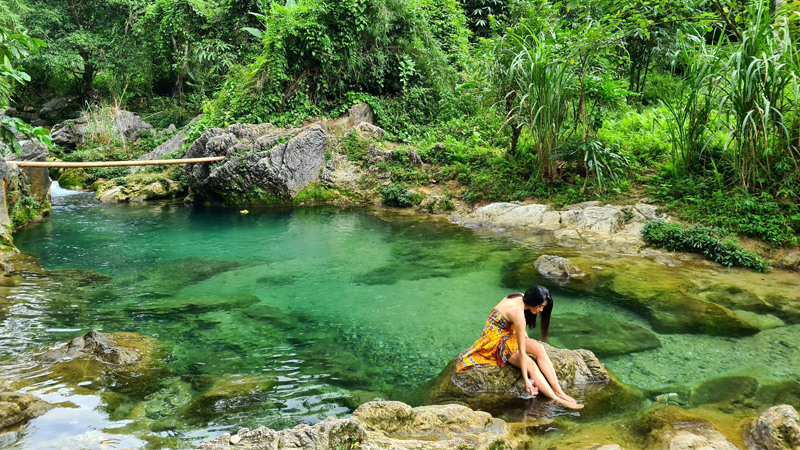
526;338;544;356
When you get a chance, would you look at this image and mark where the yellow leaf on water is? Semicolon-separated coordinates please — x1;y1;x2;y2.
240;209;249;215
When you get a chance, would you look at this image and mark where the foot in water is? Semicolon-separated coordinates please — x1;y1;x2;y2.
553;396;584;409
557;392;578;404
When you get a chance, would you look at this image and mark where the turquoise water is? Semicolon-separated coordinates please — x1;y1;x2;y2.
2;188;799;449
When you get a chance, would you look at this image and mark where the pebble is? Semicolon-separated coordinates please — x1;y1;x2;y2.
230;435;241;445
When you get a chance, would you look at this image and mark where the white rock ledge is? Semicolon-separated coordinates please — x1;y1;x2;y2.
451;201;666;254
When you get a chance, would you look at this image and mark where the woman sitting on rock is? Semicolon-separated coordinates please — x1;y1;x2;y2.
457;285;584;409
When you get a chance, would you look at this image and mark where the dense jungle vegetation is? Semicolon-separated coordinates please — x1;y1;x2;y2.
1;0;800;255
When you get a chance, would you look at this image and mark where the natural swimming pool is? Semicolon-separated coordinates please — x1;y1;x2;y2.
2;187;799;449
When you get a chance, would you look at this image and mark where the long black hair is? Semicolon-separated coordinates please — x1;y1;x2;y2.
509;285;553;341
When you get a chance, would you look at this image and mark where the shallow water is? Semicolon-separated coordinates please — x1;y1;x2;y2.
1;188;799;449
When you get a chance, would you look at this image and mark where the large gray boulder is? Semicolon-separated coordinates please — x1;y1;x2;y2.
0;392;53;429
746;405;800;450
37;96;79;123
426;343;609;410
51;110;154;148
184;123;328;206
12;140;52;204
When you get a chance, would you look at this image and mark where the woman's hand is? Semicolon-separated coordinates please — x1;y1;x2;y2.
524;377;538;395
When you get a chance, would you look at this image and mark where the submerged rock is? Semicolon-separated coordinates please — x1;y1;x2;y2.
3;330;172;397
425;343;608;410
0;392;54;429
505;255;761;337
194;401;512;450
629;406;737;450
38;330;142;365
534;254;585;282
746;405;800;450
549;313;661;357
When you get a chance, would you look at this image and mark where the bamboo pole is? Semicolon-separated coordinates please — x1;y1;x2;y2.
9;156;225;168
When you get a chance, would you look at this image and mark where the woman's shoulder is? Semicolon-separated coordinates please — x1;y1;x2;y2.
495;294;524;318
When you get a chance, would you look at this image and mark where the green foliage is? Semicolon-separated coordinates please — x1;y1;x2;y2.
380;183;416;207
209;0;469;125
642;220;771;272
341;132;370;162
649;173;800;247
552;138;628;191
9;193;45;228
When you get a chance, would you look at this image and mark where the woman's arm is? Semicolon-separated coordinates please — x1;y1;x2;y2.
511;308;534;395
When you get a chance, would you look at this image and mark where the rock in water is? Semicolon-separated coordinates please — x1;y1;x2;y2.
353;402;510;449
534;254;585;282
194;401;512;450
662;421;739;450
746;405;800;450
0;392;53;429
425;343;608;409
38;330;141;365
183;123;328;206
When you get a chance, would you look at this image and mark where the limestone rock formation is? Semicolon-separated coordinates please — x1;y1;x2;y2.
426;343;608;409
194;401;512;450
0;392;53;429
51;110;154;148
10;140;52;204
453;201;667;254
183;123;328;205
746;405;800;450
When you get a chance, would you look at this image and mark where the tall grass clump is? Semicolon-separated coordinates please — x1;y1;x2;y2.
721;2;797;191
663;33;724;175
484;22;573;180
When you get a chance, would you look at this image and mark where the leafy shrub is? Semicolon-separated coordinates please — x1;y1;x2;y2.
642;221;770;272
650;173;799;246
380;184;415;207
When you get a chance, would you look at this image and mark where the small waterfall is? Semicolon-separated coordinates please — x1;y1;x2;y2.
50;179;82;197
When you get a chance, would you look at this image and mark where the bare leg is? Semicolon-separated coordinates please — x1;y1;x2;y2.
508;350;583;409
526;338;579;404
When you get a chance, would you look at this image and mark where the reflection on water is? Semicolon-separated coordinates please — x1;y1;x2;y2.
0;190;798;449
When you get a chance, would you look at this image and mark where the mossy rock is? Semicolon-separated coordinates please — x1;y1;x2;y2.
549;312;661;357
627;405;704;448
185;374;276;420
57;168;87;189
3;331;173;398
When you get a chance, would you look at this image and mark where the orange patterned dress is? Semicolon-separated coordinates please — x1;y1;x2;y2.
456;309;519;372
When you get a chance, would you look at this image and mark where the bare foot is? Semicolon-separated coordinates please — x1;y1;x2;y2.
553;396;584;410
557;392;578;404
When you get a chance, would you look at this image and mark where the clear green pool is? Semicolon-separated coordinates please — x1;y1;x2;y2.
1;187;798;449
